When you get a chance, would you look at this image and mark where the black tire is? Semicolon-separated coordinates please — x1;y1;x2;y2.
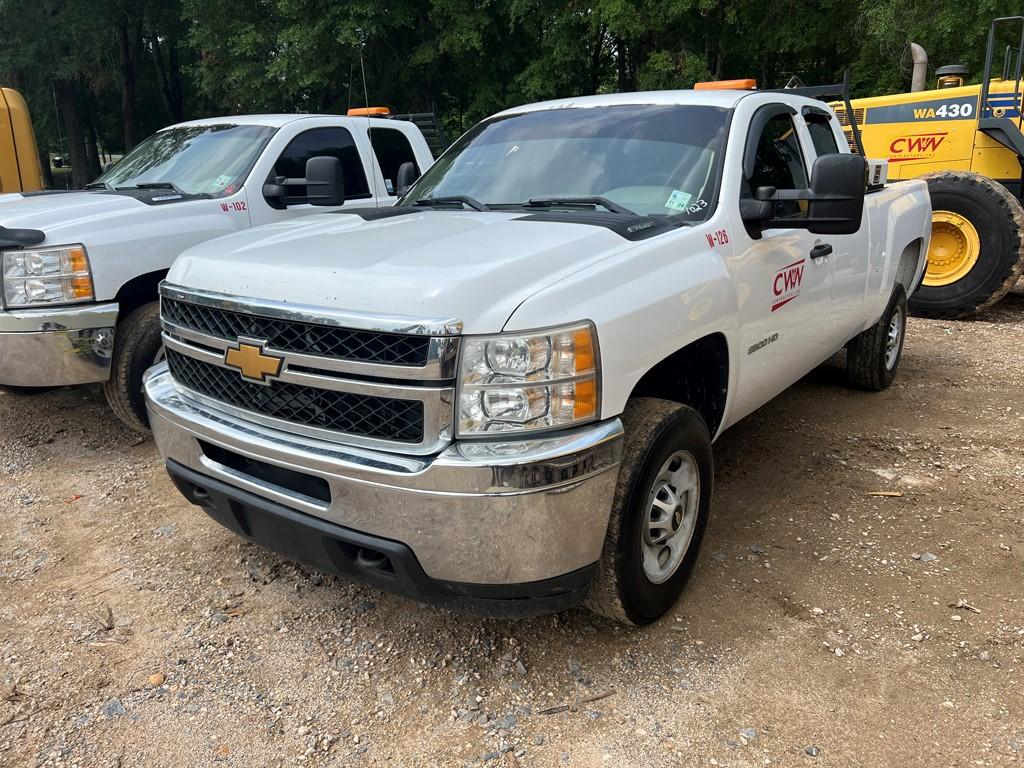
0;385;57;395
847;286;907;391
102;302;164;434
585;398;713;626
909;171;1024;319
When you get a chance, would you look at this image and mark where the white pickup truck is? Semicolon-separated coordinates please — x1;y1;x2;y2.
0;112;434;430
144;89;931;624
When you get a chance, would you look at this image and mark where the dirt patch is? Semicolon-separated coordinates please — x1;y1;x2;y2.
2;306;1023;767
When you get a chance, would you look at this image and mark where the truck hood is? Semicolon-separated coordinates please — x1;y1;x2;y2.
0;191;151;236
168;210;637;334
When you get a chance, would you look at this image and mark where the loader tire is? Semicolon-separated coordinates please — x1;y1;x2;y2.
909;171;1024;319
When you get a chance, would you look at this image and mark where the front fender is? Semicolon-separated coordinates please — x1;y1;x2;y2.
503;235;740;424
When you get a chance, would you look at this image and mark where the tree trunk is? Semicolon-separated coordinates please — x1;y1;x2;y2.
168;44;183;121
119;17;137;151
150;34;174;121
84;115;102;180
616;38;627;92
55;79;89;189
588;25;606;94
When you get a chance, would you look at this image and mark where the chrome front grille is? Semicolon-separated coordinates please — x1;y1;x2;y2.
165;349;426;443
162;297;432;366
158;284;460;455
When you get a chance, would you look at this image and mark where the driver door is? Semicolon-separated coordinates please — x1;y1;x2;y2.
727;107;836;418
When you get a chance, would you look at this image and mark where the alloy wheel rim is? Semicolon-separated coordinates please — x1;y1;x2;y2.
641;449;700;584
885;306;904;370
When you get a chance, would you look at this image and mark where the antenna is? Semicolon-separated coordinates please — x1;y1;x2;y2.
358;43;381;202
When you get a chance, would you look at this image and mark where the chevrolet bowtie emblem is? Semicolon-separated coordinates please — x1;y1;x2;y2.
224;339;284;384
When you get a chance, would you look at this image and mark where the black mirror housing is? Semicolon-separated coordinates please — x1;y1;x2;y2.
304;156;345;206
262;155;345;209
395;161;418;196
804;154;866;235
740;154;867;236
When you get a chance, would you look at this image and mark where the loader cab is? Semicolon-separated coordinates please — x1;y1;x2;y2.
0;87;43;194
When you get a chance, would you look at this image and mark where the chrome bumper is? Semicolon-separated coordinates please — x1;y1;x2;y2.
0;303;118;386
145;364;623;587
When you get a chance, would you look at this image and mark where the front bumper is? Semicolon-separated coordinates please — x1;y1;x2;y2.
0;303;118;386
145;364;623;616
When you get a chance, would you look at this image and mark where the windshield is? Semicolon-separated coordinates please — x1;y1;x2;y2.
94;124;277;197
401;104;728;220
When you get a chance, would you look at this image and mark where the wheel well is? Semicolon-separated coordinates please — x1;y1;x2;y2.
113;270;167;318
628;333;729;436
895;238;925;292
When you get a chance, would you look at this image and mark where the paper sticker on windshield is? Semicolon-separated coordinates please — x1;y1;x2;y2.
665;190;692;211
212;174;233;190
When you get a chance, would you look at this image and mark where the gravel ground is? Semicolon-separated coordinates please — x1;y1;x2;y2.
2;297;1023;768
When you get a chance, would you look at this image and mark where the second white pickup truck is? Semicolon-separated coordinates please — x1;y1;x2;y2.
145;88;931;624
0;112;434;430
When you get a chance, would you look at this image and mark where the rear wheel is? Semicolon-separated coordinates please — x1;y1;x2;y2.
102;302;164;434
847;286;907;391
909;171;1024;319
585;398;713;626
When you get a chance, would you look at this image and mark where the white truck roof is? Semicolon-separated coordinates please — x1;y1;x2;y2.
494;89;756;117
165;113;401;131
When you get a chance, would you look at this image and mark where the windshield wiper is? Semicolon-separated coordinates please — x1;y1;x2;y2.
414;195;490;211
519;196;637;216
84;181;110;190
116;182;184;193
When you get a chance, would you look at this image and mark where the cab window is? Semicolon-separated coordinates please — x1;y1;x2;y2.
748;112;808;218
805;114;840;156
272;127;371;200
369;127;419;195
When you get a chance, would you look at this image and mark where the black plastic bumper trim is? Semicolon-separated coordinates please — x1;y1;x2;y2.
165;460;596;618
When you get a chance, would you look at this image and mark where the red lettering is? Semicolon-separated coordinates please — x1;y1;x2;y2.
706;233;715;248
889;133;947;155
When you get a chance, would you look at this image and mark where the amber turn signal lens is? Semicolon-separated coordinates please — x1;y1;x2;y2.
70;275;94;298
573;328;596;372
67;247;89;274
573;378;597;420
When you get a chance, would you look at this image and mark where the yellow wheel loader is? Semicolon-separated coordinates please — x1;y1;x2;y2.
0;87;43;194
835;16;1024;318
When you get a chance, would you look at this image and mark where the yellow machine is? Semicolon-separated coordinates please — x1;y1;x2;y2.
0;87;43;195
835;16;1024;318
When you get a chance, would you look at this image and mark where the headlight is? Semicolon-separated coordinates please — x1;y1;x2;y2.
1;244;95;308
457;322;599;436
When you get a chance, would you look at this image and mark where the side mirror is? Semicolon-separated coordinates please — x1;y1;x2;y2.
262;155;345;208
741;154;867;236
304;156;345;206
395;161;418;196
804;154;866;235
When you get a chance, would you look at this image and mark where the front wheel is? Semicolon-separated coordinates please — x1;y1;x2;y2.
585;398;713;625
102;302;164;434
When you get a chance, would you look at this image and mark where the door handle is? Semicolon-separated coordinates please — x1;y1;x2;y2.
809;243;833;259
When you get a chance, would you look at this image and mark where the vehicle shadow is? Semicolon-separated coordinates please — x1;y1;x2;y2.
982;288;1024;323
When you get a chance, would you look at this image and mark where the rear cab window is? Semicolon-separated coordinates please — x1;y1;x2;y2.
803;110;840;157
369;127;419;196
